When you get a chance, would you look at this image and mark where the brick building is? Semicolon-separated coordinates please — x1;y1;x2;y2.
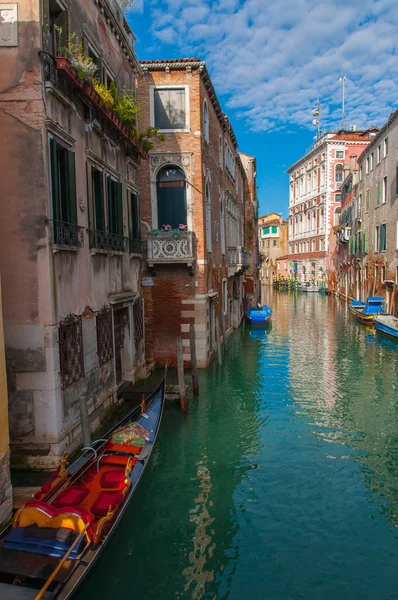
335;110;398;312
258;213;288;284
287;128;378;284
240;153;260;307
0;0;147;467
137;59;256;367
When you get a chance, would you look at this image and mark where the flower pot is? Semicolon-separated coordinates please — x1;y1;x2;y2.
82;81;93;96
55;56;71;71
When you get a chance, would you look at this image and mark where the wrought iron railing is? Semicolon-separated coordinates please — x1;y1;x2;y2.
89;229;128;252
129;238;145;255
53;220;84;247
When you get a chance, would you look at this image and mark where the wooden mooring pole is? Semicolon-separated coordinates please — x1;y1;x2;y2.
177;336;187;412
189;324;199;396
220;308;228;351
215;317;222;366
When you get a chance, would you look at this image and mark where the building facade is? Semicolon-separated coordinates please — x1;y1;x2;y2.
335;110;398;312
258;213;288;284
0;276;12;527
240;153;260;307
287;129;378;284
137;59;256;368
0;0;147;468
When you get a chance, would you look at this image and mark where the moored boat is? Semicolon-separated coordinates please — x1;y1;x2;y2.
0;378;166;599
374;314;398;340
349;299;366;316
298;282;319;293
245;304;272;326
350;296;385;325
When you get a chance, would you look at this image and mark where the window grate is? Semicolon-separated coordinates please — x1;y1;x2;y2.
133;300;144;342
59;314;84;389
96;305;113;365
53;220;84;247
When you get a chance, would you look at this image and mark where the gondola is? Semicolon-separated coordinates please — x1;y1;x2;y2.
0;377;166;599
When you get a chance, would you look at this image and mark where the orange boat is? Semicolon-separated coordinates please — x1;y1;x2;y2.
0;378;165;599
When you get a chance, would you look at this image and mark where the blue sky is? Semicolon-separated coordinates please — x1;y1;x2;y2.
127;0;397;217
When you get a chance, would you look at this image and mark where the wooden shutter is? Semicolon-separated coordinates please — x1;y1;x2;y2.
130;192;140;240
376;181;380;205
92;167;105;231
49;137;60;222
106;175;113;231
380;224;386;251
154;89;172;129
66;149;77;224
115;182;123;235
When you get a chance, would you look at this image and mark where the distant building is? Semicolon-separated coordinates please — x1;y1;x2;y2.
240;153;261;306
287;128;379;283
258;213;288;284
334;110;398;312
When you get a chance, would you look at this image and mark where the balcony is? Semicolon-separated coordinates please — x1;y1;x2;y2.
227;246;251;276
53;220;84;248
89;229;128;253
147;231;196;269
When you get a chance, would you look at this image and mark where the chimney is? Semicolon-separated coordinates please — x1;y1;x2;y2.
350;154;357;171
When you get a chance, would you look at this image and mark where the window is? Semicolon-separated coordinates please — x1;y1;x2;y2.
382;176;388;204
334;207;341;226
375;225;380;252
96;306;113;365
157;166;187;230
89;165;124;251
273;240;277;247
59;314;84;389
384;137;388;157
366;157;370;174
377;145;381;164
49;137;80;246
365;189;370;212
335;164;343;182
357;194;362;219
49;0;68;58
375;264;379;281
205;180;212;251
376;180;380;206
381;265;386;282
365;265;368;280
219;136;223;167
133;300;144;343
359;165;363;180
380;223;387;252
222;279;228;314
336;150;344;158
153;87;187;130
106;176;123;237
370;152;374;170
129;191;141;253
271;226;278;234
335;192;342;202
203;100;209;143
263;227;270;235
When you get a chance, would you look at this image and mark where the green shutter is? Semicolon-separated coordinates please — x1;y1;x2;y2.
49;137;60;222
263;227;269;235
380;224;386;251
272;226;277;234
376;181;380;206
66;150;77;224
130;192;140;240
363;230;368;253
92;167;105;231
115;182;123;235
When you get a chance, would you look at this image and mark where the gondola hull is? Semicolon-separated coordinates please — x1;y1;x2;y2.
374;315;398;340
0;379;166;599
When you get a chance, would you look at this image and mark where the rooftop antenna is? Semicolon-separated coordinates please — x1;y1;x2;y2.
312;100;321;139
339;75;347;130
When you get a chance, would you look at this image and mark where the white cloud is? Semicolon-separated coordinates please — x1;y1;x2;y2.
143;0;398;132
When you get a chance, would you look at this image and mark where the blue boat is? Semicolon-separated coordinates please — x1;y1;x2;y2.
349;296;385;325
374;315;398;340
245;304;272;326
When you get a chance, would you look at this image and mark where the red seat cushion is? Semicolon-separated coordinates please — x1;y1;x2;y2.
91;491;123;517
53;485;89;508
100;470;126;490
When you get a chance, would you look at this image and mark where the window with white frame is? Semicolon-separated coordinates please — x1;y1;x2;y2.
336;150;344;159
366;156;370;174
382;176;388;204
370;152;374;170
203;99;209;143
335;164;343;182
375;225;380;252
384;137;388;157
377;145;381;164
152;87;188;131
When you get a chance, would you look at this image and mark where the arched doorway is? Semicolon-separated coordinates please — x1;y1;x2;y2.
157;166;187;229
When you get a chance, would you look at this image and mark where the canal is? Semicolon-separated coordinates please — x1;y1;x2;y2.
77;290;398;600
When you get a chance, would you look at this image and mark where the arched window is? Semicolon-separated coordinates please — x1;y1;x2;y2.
205;180;212;251
157;166;187;229
203;100;209;143
335;163;344;183
334;207;341;226
219;135;223;167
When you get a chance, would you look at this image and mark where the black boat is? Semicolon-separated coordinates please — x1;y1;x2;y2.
0;377;165;599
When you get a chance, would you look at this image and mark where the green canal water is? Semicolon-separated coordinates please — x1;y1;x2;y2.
77;290;398;600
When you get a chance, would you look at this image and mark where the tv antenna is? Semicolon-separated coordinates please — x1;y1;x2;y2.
312;100;321;139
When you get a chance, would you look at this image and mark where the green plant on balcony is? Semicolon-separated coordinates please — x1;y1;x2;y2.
55;28;97;82
139;126;165;151
92;79;115;110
